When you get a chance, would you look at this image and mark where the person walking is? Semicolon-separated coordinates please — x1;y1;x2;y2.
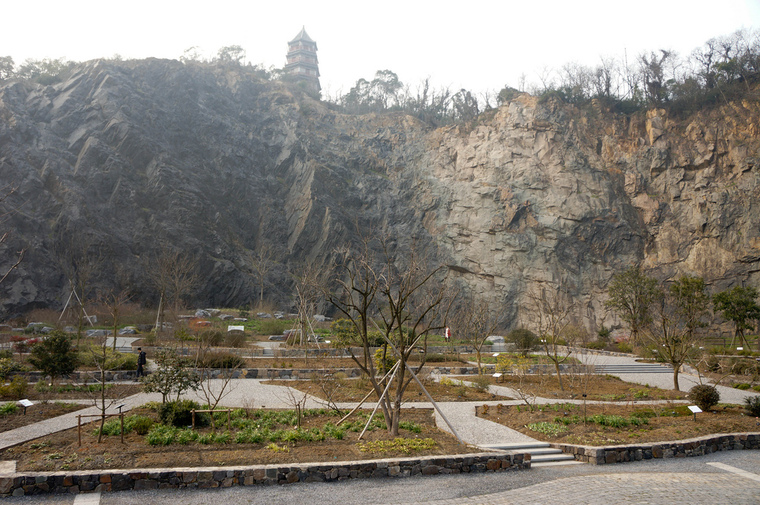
136;347;147;378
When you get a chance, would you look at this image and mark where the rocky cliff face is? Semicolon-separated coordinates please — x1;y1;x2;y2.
1;59;758;331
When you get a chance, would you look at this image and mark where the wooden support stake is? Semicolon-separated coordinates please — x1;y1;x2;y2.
120;412;125;444
77;415;81;447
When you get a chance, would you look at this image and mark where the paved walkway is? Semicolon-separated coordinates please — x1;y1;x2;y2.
571;351;760;405
1;350;759;462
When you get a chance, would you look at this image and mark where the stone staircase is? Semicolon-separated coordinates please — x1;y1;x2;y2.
593;363;673;374
479;442;581;467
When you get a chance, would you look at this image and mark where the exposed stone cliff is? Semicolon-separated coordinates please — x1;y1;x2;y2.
0;59;758;331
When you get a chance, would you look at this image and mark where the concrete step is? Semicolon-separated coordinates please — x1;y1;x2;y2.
480;442;582;466
594;364;673;374
531;452;576;463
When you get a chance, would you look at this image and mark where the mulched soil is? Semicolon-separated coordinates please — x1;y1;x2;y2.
0;402;88;433
268;377;507;402
489;373;688;402
477;402;760;446
0;408;474;472
1;384;143;402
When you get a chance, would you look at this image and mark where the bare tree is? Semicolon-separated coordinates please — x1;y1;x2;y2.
246;242;276;307
194;341;241;419
526;282;577;391
450;292;500;375
644;276;709;391
100;286;131;351
56;236;102;348
146;246;198;335
289;261;322;348
86;335;138;443
329;236;451;435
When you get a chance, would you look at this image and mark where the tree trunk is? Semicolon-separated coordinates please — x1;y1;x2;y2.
554;361;564;391
673;366;680;391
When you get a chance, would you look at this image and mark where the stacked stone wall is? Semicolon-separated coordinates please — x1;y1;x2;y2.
0;452;529;497
553;433;760;465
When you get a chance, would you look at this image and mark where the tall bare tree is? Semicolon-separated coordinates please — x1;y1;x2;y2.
146;246;198;334
330;236;451;435
450;292;500;375
645;276;709;391
526;282;577;391
100;288;132;351
246;243;277;307
56;236;102;348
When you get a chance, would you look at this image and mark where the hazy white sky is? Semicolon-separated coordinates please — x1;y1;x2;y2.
3;0;759;97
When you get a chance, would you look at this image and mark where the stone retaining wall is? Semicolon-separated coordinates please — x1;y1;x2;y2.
0;452;529;497
553;432;760;465
10;364;494;383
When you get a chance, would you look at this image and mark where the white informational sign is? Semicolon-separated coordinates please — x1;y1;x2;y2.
492;373;503;378
18;399;33;408
227;325;245;332
688;405;702;413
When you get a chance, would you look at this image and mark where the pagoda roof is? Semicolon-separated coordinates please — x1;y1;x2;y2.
289;26;316;45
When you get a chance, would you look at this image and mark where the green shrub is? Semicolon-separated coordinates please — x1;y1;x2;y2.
0;358;27;380
526;422;568;436
256;319;291;336
734;383;751;390
175;429;199;445
373;348;396;373
146;425;178;446
199;352;245;369
131;415;155;435
398;421;422;433
0;376;28;400
507;328;537;356
584;341;606;350
744;396;760;417
199;330;224;347
158;400;209;427
470;375;491;393
688;384;720;411
0;402;18;415
78;347;137;370
225;332;247;348
96;415;155;436
616;342;633;353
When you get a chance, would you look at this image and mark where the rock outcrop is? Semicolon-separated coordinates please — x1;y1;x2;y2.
0;59;758;331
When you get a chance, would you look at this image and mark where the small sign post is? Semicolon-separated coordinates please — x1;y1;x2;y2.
17;399;33;415
688;405;702;421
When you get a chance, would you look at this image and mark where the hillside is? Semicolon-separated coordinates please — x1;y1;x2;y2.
0;58;758;331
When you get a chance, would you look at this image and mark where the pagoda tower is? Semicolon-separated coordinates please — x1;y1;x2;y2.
284;27;320;93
